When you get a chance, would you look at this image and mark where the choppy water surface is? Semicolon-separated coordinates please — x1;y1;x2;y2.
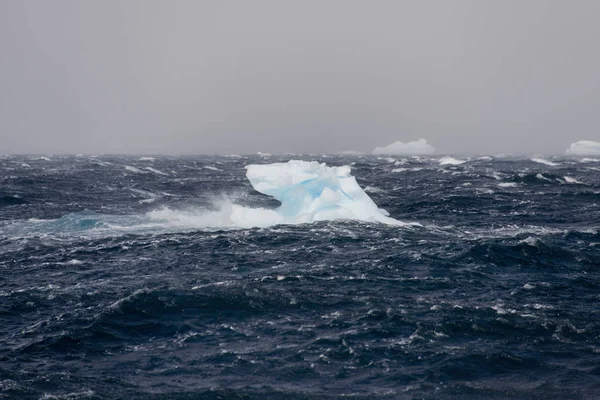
1;154;600;399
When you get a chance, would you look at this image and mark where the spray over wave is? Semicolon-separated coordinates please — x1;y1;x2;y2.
149;160;405;230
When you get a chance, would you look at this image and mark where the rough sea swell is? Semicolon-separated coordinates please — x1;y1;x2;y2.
1;154;600;399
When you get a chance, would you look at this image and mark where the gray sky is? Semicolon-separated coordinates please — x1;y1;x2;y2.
1;0;599;155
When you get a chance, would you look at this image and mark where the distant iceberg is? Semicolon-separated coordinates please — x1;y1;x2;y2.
372;139;435;156
336;150;364;156
245;160;405;225
565;140;600;156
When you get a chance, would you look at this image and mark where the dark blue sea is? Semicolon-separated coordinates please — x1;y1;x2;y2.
1;154;600;399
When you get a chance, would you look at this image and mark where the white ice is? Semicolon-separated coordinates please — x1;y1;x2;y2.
245;160;405;226
372;139;435;156
565;140;600;156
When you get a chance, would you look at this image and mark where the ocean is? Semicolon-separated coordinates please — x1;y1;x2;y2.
1;154;599;399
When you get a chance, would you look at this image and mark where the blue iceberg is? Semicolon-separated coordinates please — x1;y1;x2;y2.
245;160;403;225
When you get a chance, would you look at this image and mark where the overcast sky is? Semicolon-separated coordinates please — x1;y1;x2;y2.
1;0;599;155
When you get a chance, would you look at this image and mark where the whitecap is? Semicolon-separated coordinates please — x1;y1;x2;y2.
523;283;535;290
519;236;539;246
476;188;495;195
531;157;559;166
438;156;466;166
124;165;146;174
145;167;168;176
536;173;553;182
488;172;503;180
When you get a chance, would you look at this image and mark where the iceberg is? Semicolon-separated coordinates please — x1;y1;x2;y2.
245;160;404;225
565;140;600;156
372;139;435;156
